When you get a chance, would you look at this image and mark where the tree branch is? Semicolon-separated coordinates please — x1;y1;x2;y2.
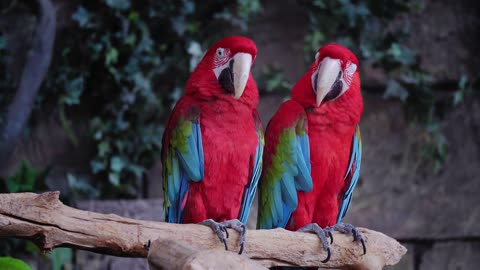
0;0;56;170
147;238;268;270
0;192;407;269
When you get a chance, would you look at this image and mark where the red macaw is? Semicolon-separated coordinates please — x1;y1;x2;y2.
161;36;263;254
257;44;364;262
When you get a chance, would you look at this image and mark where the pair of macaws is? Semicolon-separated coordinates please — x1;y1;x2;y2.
161;36;364;261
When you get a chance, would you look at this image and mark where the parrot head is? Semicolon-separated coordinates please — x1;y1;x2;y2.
185;36;258;107
292;44;363;118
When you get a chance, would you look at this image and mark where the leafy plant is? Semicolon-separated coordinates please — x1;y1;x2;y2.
5;160;49;193
0;257;32;270
256;65;292;95
47;248;72;270
453;75;475;106
17;0;261;199
300;0;456;171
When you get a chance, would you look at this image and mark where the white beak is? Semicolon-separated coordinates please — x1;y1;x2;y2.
232;53;252;99
313;57;341;106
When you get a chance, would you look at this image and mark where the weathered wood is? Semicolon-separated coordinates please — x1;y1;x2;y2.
147;238;268;270
0;192;407;269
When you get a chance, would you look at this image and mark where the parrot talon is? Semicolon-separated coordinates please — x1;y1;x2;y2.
321;247;331;263
326;223;366;255
328;230;334;244
238;223;246;255
297;223;332;263
199;219;230;251
360;238;366;255
223;226;230;239
199;218;247;254
220;219;247;255
222;238;228;251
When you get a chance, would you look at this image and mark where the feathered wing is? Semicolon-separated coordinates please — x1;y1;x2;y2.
257;100;313;229
336;125;362;223
238;110;264;223
162;97;204;223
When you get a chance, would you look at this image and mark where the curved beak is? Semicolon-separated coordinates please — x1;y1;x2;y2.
232;53;252;99
215;52;253;99
313;57;341;106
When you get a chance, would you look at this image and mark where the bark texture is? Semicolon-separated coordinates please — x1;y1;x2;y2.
147;239;268;270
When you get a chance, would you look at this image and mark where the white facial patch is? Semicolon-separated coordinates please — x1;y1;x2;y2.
213;62;229;79
342;61;357;91
213;47;231;78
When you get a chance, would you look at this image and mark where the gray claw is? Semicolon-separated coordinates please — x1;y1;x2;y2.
327;223;366;255
322;247;331;263
219;219;247;254
199;219;247;254
298;223;332;263
200;219;229;250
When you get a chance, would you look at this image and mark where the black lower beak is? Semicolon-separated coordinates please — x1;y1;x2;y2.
218;59;235;94
323;71;343;102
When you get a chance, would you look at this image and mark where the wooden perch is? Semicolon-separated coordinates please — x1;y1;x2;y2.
0;192;407;269
148;238;267;270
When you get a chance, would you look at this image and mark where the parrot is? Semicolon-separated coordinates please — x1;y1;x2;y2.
257;43;364;262
161;36;263;254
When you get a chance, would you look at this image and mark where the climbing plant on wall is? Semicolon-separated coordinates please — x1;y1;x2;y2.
0;0;261;199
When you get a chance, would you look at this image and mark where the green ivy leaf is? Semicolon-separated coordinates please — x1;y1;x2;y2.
128;11;140;21
67;173;100;199
108;172;120;186
7;161;39;193
453;91;463;106
458;74;468;90
72;6;90;28
47;248;72;270
110;156;125;172
237;0;261;19
0;35;7;50
383;79;409;102
61;77;84;106
105;48;119;66
0;257;32;270
98;141;111;158
90;160;106;174
104;0;131;10
127;164;144;178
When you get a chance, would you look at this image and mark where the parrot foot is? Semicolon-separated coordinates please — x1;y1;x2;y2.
326;223;366;255
297;223;333;263
199;218;246;255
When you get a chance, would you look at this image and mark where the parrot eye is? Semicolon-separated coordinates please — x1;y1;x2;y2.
216;48;225;57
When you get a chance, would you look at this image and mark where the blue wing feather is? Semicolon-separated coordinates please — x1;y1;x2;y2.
295;134;312;191
274;132;312;228
257;108;313;229
337;126;362;223
164;111;204;223
239;113;264;224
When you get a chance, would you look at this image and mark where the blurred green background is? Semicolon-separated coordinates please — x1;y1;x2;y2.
0;0;478;269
